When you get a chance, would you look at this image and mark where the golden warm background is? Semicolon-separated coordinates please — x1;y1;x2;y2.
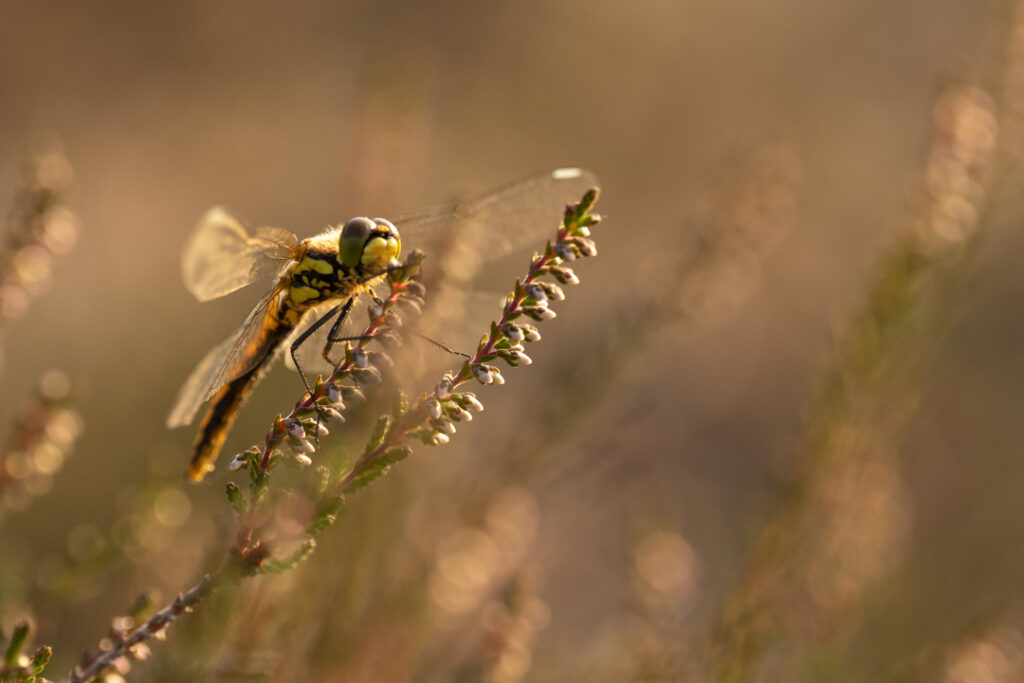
2;1;1024;681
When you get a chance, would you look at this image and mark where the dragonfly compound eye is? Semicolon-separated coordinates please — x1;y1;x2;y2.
359;218;401;271
339;217;376;268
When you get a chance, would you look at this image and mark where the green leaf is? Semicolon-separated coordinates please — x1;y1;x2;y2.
392;390;409;419
379;445;412;467
567;188;598;226
29;645;51;674
345;462;388;493
3;621;29;667
259;539;316;574
577;187;599;218
249;465;270;506
513;279;525;302
225;482;247;517
362;416;391;458
310;465;331;498
345;447;411;494
309;496;345;536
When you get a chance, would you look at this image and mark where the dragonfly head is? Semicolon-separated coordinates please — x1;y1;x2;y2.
339;217;401;272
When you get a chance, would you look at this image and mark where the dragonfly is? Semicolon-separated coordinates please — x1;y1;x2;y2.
167;167;599;481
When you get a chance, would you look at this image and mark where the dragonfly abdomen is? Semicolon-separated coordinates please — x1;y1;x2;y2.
187;323;291;481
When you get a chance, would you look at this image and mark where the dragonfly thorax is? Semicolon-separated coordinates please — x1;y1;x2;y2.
282;218;401;321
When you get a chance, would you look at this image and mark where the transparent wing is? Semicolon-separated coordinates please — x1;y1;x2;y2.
167;285;282;427
182;207;299;302
392;167;600;284
384;168;600;361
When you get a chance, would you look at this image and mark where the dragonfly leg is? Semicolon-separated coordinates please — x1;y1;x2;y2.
290;300;350;438
415;333;471;360
322;292;384;365
321;297;361;365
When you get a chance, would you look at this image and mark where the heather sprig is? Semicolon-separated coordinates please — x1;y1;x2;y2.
0;370;83;515
705;74;1013;683
0;150;78;342
66;579;210;683
0;620;52;683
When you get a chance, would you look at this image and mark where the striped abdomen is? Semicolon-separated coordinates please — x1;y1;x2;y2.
187;324;291;481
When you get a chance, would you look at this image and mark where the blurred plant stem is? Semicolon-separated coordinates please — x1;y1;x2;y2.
0;370;82;516
0;147;78;373
66;575;212;683
704;8;1024;677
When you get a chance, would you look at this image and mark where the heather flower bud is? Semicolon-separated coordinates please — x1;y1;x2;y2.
472;364;494;384
523;306;556;321
341;385;365;402
426;396;442;419
540;282;565;301
436;374;454;397
289;437;315;454
524;283;547;302
367;351;393;370
434;419;456;435
322;406;346;422
554;243;577;261
549;266;579;285
284;418;305;439
575;237;597;257
511;350;532;365
501;322;524;342
460;393;484;412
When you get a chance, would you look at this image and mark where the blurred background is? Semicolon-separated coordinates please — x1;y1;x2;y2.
2;0;1024;681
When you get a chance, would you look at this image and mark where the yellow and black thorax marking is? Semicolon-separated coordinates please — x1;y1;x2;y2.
276;216;401;329
279;246;362;326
